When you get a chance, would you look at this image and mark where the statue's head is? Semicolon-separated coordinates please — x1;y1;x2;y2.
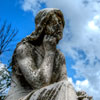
28;8;65;42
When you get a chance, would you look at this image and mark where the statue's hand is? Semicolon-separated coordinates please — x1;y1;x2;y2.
43;35;57;52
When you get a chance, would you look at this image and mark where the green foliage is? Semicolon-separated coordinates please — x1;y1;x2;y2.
0;63;11;100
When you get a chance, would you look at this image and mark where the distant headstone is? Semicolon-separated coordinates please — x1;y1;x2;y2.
77;91;93;100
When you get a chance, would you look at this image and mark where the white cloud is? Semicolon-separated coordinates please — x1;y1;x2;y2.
68;77;89;91
20;0;100;100
21;0;46;15
88;15;100;30
68;77;100;100
88;20;99;30
72;59;100;100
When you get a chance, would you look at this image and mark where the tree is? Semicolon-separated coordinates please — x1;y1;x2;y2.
0;21;18;55
0;63;10;100
0;21;18;100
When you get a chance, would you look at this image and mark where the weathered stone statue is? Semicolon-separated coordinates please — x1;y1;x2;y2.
5;8;77;100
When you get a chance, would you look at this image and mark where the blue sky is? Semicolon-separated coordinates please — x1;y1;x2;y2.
0;0;35;64
0;0;100;100
0;0;35;39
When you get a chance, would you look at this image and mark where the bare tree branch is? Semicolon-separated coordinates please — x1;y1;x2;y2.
0;21;18;55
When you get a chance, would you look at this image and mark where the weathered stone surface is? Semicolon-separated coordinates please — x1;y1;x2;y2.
5;8;92;100
5;8;69;100
18;80;77;100
77;91;93;100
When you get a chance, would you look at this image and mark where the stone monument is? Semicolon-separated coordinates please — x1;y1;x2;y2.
5;8;79;100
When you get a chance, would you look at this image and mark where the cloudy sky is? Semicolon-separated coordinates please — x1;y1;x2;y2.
0;0;100;100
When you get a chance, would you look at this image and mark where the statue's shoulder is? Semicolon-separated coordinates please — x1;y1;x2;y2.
12;38;35;66
15;38;34;52
56;49;65;60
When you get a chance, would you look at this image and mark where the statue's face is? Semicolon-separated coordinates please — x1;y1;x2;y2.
45;14;64;41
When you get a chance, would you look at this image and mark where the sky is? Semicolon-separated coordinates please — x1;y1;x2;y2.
0;0;100;100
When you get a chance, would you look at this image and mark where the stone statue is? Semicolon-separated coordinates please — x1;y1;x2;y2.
5;8;77;100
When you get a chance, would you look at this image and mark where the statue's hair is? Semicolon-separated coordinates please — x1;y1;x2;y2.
12;8;65;70
25;8;65;42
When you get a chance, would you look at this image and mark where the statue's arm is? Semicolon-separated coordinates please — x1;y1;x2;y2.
15;44;41;88
40;35;57;83
58;51;67;81
15;42;55;88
